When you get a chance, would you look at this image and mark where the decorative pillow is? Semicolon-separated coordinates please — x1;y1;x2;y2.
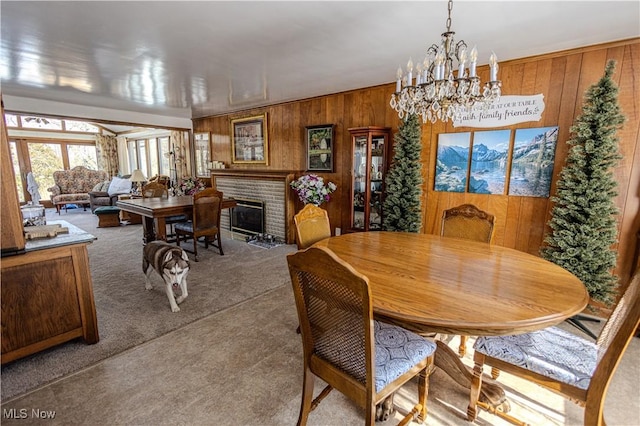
93;180;110;192
107;177;132;196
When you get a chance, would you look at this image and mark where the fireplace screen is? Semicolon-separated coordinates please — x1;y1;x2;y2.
231;198;264;236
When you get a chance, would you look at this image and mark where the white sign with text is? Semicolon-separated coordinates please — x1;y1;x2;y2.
453;94;545;128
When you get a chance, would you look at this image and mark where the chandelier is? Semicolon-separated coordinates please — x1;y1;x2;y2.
389;0;501;123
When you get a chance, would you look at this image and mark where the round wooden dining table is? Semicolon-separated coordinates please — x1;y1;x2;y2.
315;231;589;410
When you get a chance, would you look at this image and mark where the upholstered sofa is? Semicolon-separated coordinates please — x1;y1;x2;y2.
48;166;109;214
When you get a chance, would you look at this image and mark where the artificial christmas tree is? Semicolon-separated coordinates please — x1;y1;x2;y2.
382;114;422;232
541;60;625;311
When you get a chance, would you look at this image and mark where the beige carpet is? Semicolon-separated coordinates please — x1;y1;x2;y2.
0;284;638;425
1;208;638;425
1;207;297;401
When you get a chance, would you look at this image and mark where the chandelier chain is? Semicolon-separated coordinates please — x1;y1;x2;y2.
446;0;452;32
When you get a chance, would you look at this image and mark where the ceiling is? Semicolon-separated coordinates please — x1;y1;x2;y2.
1;1;639;122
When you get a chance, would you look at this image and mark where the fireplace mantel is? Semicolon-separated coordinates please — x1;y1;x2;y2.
211;170;300;244
210;169;301;182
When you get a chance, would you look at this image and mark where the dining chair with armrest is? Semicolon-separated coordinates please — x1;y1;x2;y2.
287;246;437;425
441;204;495;358
293;204;331;249
175;188;223;261
468;267;640;426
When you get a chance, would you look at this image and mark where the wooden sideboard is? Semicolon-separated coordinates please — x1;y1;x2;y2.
1;220;99;364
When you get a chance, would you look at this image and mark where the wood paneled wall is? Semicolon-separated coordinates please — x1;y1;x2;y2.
193;39;640;290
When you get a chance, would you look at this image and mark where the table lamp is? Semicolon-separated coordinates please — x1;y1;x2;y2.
130;169;146;195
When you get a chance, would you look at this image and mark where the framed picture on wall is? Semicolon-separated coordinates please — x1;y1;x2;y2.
469;129;511;195
231;113;269;165
193;132;210;177
305;124;334;172
434;132;471;192
508;126;559;197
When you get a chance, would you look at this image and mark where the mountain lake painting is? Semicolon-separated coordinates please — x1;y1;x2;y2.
469;129;511;194
508;126;559;197
435;132;471;192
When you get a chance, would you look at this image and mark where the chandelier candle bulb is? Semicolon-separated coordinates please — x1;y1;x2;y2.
422;58;430;82
458;48;467;78
489;52;498;81
396;67;402;92
469;46;478;77
407;58;413;86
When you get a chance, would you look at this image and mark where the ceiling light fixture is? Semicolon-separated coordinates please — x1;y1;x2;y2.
390;0;502;123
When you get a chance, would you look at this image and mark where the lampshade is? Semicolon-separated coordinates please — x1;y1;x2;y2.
130;169;146;183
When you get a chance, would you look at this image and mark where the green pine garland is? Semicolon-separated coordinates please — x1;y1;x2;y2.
541;60;625;306
382;114;423;232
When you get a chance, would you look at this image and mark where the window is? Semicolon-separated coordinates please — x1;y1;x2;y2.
68;144;98;169
127;136;171;180
9;141;24;203
21;116;63;130
65;120;100;133
8;139;95;203
5;113;102;134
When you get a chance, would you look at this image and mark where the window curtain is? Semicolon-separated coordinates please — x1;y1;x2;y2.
95;134;119;177
116;136;128;175
170;130;191;179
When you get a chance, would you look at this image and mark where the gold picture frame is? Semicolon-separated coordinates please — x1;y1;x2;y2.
230;113;268;165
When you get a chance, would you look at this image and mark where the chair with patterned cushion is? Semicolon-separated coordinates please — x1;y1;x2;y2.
287;245;437;425
441;204;495;358
467;267;640;425
293;204;331;249
175;188;223;261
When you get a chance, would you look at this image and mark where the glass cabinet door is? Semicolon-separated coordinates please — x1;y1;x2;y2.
369;136;385;230
348;127;391;232
352;136;368;230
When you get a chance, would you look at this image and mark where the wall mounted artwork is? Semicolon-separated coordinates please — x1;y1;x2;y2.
469;129;511;194
508;126;558;197
305;124;334;172
231;113;269;165
434;132;471;192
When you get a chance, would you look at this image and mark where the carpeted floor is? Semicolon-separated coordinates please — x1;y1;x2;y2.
1;207;638;425
0;207;297;401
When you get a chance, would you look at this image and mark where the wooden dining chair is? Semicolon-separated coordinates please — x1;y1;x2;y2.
468;267;640;426
141;181;168;198
142;182;187;241
287;246;437;426
175;188;224;261
293;204;331;249
441;204;495;358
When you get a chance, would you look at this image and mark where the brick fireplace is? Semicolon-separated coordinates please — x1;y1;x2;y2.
211;170;297;244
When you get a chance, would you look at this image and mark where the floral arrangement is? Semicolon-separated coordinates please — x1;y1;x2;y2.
290;174;337;206
172;176;206;196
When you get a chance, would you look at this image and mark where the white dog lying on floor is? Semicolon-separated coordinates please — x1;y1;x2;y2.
142;241;190;312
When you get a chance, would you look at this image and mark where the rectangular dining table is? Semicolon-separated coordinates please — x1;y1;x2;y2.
116;195;237;243
315;231;589;420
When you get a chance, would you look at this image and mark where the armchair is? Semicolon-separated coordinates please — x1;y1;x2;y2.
88;175;133;213
89;192;120;213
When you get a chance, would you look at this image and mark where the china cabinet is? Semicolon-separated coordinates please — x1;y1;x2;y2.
348;127;391;232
